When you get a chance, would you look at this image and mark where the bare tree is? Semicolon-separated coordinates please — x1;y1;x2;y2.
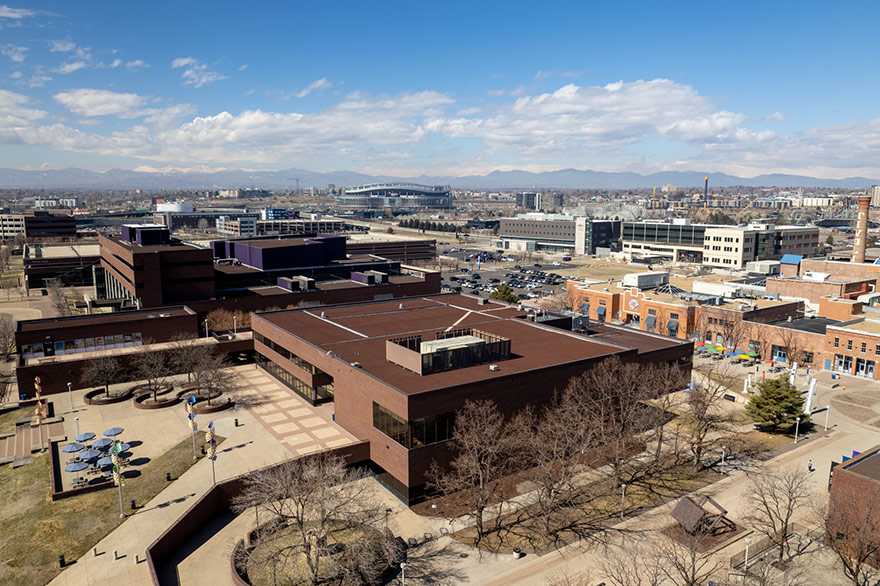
601;539;665;586
206;308;250;332
0;315;15;361
827;490;880;586
131;342;171;401
80;357;122;396
232;452;392;586
655;529;722;586
569;356;664;484
683;361;734;471
743;466;813;563
427;399;521;546
523;395;593;535
46;278;71;317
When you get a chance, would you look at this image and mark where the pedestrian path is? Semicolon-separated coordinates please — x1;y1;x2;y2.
237;367;359;456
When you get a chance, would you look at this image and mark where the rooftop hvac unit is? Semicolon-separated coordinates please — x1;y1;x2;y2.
489;365;500;371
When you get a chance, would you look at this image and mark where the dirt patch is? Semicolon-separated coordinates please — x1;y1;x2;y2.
835;392;880;408
831;399;877;423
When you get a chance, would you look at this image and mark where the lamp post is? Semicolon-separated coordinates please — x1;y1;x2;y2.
204;319;209;339
794;417;801;443
825;406;830;431
67;381;73;411
721;446;727;466
74;416;79;437
400;561;406;586
744;537;752;572
620;483;626;519
385;507;392;527
233;315;237;336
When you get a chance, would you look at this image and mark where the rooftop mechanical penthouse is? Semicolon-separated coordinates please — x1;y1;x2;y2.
252;294;693;503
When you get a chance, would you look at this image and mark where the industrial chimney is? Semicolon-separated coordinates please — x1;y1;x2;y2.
853;194;871;264
704;176;708;203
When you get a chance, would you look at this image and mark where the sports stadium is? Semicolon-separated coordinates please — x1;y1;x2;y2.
336;183;453;210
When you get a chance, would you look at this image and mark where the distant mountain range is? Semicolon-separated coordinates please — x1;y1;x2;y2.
0;166;877;190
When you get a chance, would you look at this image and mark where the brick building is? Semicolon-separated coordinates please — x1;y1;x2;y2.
824;318;880;380
252;294;693;502
827;446;880;570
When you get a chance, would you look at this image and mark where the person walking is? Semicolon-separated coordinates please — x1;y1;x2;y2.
808;459;813;472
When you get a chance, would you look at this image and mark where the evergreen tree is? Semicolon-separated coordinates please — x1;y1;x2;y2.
489;284;519;303
746;376;809;432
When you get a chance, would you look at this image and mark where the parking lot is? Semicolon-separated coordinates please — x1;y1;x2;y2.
437;246;573;300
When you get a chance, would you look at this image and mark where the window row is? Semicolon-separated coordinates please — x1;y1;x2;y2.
832;338;880;355
372;402;455;450
255;332;326;375
256;353;334;403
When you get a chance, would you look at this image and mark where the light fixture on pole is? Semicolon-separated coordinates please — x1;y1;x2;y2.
400;561;406;586
620;483;626;519
744;537;751;572
825;406;830;431
794;417;801;443
204;319;209;339
74;416;79;437
67;382;73;411
233;315;237;336
721;446;727;466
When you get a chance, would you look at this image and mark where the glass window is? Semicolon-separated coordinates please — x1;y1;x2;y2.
862;342;868;353
670;313;679;320
834;338;839;348
847;340;853;351
372;402;455;450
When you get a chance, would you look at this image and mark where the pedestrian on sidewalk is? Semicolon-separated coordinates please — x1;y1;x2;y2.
808;459;813;472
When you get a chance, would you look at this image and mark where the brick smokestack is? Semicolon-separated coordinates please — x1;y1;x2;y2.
853;195;871;264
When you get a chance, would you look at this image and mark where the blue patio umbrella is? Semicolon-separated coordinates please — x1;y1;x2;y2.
97;456;113;467
62;443;84;453
75;432;95;442
116;443;130;453
80;449;102;460
103;427;124;437
726;352;739;357
92;438;113;449
64;462;88;473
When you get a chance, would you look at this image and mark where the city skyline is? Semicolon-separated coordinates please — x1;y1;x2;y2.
0;2;878;180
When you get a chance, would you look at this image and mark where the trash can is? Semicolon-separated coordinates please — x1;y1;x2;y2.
513;547;523;559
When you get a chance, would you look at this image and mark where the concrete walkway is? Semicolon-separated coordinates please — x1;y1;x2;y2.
48;368;293;586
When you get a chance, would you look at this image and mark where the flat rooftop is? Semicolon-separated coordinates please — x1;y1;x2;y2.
831;319;880;335
25;244;100;259
103;235;206;253
17;306;194;333
843;447;880;481
766;316;841;335
255;295;679;394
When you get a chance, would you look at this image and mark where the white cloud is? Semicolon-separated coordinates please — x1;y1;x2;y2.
50;40;76;52
433;79;748;158
9;71;21;78
0;5;34;19
108;59;121;68
762;111;786;122
56;61;88;74
1;44;27;62
53;89;150;118
0;90;47;143
28;74;50;87
171;56;226;88
296;77;331;98
238;64;247;71
125;60;149;69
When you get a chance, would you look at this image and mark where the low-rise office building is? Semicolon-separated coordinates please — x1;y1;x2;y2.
825;318;880;380
499;214;620;255
621;220;819;267
252;294;693;502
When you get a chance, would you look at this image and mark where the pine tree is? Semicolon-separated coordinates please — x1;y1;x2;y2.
746;376;809;432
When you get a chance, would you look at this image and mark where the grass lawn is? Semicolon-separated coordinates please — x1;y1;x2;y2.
0;435;220;586
450;458;713;554
556;261;641;281
0;406;27;433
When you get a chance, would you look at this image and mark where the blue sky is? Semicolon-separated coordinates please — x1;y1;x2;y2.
1;1;879;178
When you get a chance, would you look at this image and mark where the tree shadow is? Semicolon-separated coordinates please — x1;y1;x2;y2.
397;539;469;586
